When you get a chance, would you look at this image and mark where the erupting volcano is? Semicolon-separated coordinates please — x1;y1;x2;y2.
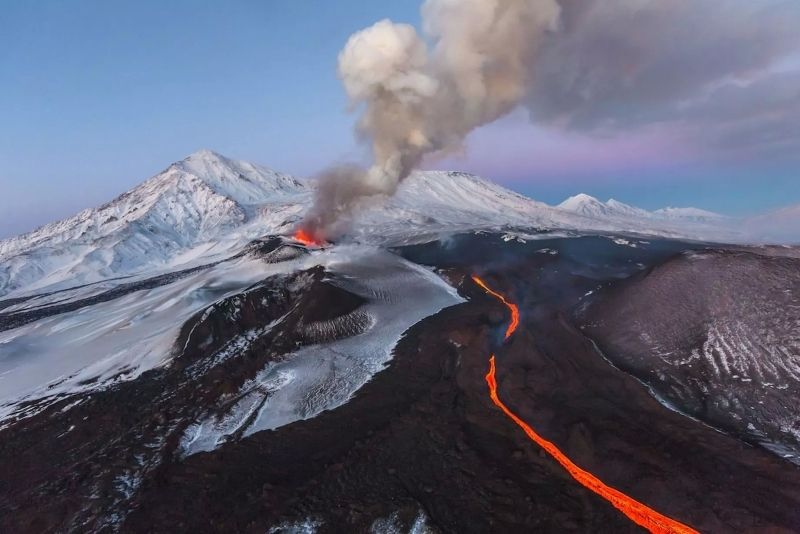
293;228;325;247
472;275;698;534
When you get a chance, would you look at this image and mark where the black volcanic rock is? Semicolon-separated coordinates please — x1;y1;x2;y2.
2;235;800;533
582;248;800;462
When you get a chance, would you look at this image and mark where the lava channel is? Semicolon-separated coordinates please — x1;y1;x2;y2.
471;275;519;340
472;275;698;534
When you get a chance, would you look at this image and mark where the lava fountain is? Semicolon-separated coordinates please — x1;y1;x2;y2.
472;275;698;534
293;229;325;247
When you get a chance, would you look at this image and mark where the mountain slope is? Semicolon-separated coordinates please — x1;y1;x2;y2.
653;206;727;222
0;151;309;297
558;193;726;222
742;204;800;243
0;152;741;299
354;172;669;244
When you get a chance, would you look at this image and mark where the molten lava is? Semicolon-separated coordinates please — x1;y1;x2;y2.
293;228;323;247
472;276;697;534
470;275;519;339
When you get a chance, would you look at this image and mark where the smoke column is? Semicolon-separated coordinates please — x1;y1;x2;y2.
298;0;561;241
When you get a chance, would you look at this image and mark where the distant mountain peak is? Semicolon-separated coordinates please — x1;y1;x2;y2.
560;193;599;205
0;152;742;299
558;194;726;223
159;150;307;202
558;194;618;218
0;150;310;297
653;206;726;221
188;148;222;159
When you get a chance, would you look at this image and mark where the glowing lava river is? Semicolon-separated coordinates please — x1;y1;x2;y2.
471;275;698;534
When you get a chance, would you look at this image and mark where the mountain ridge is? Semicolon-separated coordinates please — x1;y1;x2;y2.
0;150;743;299
557;193;725;222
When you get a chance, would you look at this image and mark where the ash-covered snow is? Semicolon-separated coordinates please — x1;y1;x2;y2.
583;249;800;462
653;206;728;222
179;246;464;456
370;509;434;534
268;518;323;534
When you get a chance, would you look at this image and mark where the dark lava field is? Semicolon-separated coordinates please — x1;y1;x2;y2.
1;234;799;533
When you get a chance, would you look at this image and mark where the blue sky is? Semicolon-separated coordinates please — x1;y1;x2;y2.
1;1;798;238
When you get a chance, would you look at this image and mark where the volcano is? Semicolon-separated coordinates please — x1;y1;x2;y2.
1;152;799;533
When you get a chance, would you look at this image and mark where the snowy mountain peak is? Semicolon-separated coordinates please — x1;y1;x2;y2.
558;194;618;218
653;206;726;222
560;193;598;206
0;151;742;299
0;151;310;297
161;150;306;202
558;193;725;223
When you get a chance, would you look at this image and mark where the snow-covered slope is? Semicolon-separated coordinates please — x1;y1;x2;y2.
376;171;589;232
558;193;725;222
0;151;309;297
744;204;800;244
653;206;727;222
0;152;741;299
559;194;651;219
606;199;653;219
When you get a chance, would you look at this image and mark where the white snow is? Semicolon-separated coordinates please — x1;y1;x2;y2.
0;150;765;428
0;253;308;425
0;150;309;299
371;509;433;534
180;246;464;456
559;193;727;224
268;518;322;534
0;151;747;300
653;206;727;222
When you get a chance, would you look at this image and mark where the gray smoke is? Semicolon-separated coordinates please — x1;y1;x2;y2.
299;0;561;240
299;0;800;241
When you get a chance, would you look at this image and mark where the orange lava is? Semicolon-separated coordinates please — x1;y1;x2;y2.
473;276;698;534
471;275;519;339
293;228;322;247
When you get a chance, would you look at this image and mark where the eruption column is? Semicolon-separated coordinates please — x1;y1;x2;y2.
472;275;697;534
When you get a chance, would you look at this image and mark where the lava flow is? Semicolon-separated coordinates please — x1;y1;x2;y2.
293;228;323;247
470;275;519;339
472;275;697;534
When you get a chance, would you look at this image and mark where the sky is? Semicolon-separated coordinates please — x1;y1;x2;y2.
1;0;798;239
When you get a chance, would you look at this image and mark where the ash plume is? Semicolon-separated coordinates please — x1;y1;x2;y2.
299;0;561;241
298;0;800;242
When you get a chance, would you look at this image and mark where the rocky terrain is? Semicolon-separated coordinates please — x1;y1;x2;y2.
2;152;799;533
582;248;800;463
1;234;799;533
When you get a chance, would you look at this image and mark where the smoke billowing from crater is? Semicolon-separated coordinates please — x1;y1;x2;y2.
298;0;800;241
299;0;561;241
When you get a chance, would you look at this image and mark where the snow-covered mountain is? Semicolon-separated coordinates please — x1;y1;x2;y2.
558;194;652;219
558;193;725;222
744;204;800;243
0;151;309;297
0;151;740;299
653;206;727;223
